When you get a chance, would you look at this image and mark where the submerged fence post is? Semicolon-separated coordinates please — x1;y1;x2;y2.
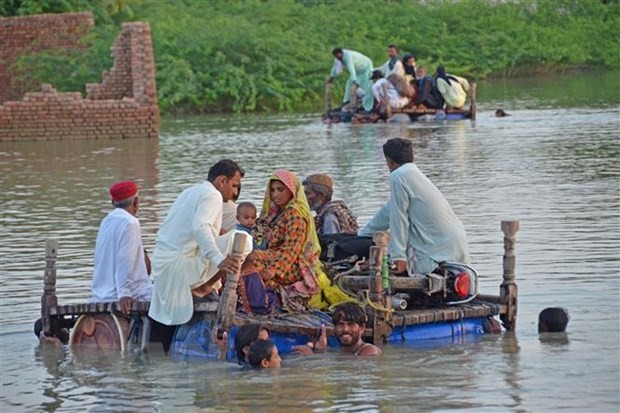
215;232;247;338
500;220;519;331
41;239;59;335
324;82;333;114
470;83;477;121
348;83;358;111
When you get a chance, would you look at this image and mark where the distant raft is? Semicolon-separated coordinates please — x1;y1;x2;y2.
323;83;476;124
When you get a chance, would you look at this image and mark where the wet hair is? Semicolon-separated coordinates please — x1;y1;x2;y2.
332;47;343;56
237;201;256;214
34;318;70;344
248;339;276;368
538;307;569;333
207;159;245;183
382;138;414;165
331;302;368;327
235;324;270;363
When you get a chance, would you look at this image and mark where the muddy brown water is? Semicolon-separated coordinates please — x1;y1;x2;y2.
1;71;618;412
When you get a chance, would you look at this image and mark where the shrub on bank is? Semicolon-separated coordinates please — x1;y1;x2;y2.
6;0;619;113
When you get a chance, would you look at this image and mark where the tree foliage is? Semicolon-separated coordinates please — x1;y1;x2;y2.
6;0;619;113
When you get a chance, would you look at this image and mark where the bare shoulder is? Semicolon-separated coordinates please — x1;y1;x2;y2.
359;344;382;356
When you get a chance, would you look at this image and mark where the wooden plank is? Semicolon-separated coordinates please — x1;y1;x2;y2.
215;233;247;338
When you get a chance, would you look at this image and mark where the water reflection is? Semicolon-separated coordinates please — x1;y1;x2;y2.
1;72;619;412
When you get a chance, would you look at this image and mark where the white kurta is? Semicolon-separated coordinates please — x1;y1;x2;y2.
358;163;470;274
148;181;251;325
90;208;152;302
436;75;470;108
375;58;405;78
372;78;410;109
221;200;238;233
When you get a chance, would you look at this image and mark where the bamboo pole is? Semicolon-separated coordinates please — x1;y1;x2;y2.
499;220;519;331
368;246;383;305
215;232;248;338
470;82;477;121
349;83;358;111
324;82;332;114
41;239;58;335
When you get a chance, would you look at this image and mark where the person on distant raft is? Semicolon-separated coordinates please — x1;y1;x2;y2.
327;48;374;113
374;44;405;78
435;65;470;110
358;138;470;275
90;180;153;313
413;66;444;109
370;70;412;113
402;54;417;84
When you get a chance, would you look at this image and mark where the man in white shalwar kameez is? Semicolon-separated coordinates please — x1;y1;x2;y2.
358;138;470;275
90;180;152;314
371;71;411;110
149;160;252;326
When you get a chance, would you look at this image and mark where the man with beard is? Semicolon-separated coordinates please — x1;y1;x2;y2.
331;302;382;356
302;173;358;235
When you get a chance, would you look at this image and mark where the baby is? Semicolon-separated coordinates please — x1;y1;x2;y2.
236;202;257;233
236;202;266;250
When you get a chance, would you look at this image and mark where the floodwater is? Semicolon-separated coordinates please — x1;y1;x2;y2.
1;70;619;412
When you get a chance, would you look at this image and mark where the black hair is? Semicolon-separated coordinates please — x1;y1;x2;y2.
235;324;269;363
34;318;70;344
207;159;244;183
332;47;343;56
331;302;368;327
248;339;276;368
382;138;414;165
388;44;397;50
538;307;569;333
237;201;257;214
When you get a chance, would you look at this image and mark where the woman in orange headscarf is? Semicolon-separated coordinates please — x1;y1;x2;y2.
244;169;321;312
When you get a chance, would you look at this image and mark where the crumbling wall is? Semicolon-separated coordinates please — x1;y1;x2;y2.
0;14;159;141
0;12;94;104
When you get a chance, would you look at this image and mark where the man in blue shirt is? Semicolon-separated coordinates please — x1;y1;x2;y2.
358;138;470;275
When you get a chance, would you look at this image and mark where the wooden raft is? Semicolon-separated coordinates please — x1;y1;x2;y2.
40;220;519;349
392;83;477;121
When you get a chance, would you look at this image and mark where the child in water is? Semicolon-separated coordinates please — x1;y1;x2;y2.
538;307;570;332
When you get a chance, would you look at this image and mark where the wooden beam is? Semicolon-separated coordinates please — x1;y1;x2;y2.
41;239;58;335
499;220;519;330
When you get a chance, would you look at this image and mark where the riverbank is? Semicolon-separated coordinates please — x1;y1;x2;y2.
4;0;618;114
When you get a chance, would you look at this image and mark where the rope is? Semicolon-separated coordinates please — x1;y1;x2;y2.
363;290;394;322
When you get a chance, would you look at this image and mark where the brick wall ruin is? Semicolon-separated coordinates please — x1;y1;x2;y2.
0;12;94;104
0;13;159;141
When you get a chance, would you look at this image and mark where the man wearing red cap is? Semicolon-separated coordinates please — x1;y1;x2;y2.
149;159;253;326
90;180;152;313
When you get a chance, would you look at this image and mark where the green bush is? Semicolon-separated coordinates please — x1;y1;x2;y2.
7;0;619;113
